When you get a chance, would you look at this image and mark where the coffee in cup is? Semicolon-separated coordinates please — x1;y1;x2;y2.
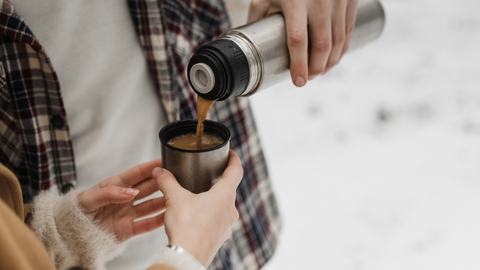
168;133;224;150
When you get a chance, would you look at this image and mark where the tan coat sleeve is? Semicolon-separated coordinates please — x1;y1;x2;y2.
0;197;57;270
0;163;25;218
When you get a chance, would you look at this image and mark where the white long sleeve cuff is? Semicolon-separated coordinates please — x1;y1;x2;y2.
154;245;206;270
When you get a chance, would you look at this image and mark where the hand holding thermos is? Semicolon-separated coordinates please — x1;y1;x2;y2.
247;0;361;85
188;0;385;100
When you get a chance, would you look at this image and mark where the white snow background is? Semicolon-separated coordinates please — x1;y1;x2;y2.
225;0;480;269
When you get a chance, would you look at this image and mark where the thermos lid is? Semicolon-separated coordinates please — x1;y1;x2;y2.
187;39;250;100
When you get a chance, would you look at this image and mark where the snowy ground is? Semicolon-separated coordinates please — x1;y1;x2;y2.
226;0;480;269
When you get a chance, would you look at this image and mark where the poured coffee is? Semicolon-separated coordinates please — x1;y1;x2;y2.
196;96;216;149
168;133;224;150
166;96;219;150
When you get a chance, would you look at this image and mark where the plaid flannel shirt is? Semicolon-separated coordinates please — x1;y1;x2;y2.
0;0;281;269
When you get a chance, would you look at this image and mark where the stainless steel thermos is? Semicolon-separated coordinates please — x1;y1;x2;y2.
188;0;385;100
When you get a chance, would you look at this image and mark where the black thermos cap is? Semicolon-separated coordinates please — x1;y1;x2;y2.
187;39;250;100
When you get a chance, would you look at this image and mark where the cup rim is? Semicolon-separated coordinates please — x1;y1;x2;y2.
159;119;231;153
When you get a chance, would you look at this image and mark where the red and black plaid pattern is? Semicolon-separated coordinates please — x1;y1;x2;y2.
0;0;281;268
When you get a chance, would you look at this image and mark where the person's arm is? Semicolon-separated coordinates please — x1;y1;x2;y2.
0;160;168;270
149;149;243;268
28;158;167;270
247;0;359;86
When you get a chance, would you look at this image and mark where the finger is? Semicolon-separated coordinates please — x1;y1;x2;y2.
153;167;186;197
102;158;163;188
325;0;348;72
78;186;139;213
132;212;165;236
131;177;159;200
213;150;243;190
247;0;270;23
341;0;359;58
134;197;166;219
283;1;308;87
307;0;332;78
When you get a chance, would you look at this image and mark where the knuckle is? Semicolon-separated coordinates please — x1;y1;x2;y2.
222;192;236;206
133;165;145;180
235;166;244;179
287;31;306;47
156;178;166;190
154;174;163;186
228;189;238;202
155;171;169;187
226;229;232;240
250;0;262;8
232;210;239;223
148;179;158;194
283;0;296;10
104;186;115;197
142;221;152;233
326;61;336;71
309;67;325;77
313;38;332;54
77;190;87;200
333;33;346;46
346;24;355;35
148;201;156;213
335;56;341;65
101;186;116;202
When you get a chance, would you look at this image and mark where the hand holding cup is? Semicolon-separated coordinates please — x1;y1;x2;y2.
153;150;243;267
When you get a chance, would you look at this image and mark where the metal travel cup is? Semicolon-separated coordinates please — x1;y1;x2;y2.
187;0;385;100
159;120;231;194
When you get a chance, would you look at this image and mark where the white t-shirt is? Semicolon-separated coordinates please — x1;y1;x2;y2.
10;1;169;269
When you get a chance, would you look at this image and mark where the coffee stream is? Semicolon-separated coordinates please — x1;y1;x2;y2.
167;96;220;150
195;96;217;149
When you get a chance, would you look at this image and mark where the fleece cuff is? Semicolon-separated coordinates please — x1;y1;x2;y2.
29;188;125;270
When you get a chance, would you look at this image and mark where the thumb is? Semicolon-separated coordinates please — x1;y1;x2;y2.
212;150;243;191
78;186;139;212
152;167;184;197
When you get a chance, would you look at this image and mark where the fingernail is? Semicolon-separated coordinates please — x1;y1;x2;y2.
152;167;162;178
295;76;305;87
123;188;140;196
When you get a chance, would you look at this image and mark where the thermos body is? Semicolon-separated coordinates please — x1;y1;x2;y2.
219;15;290;96
188;0;385;100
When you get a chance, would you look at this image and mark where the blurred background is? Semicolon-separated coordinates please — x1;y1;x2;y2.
225;0;480;269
